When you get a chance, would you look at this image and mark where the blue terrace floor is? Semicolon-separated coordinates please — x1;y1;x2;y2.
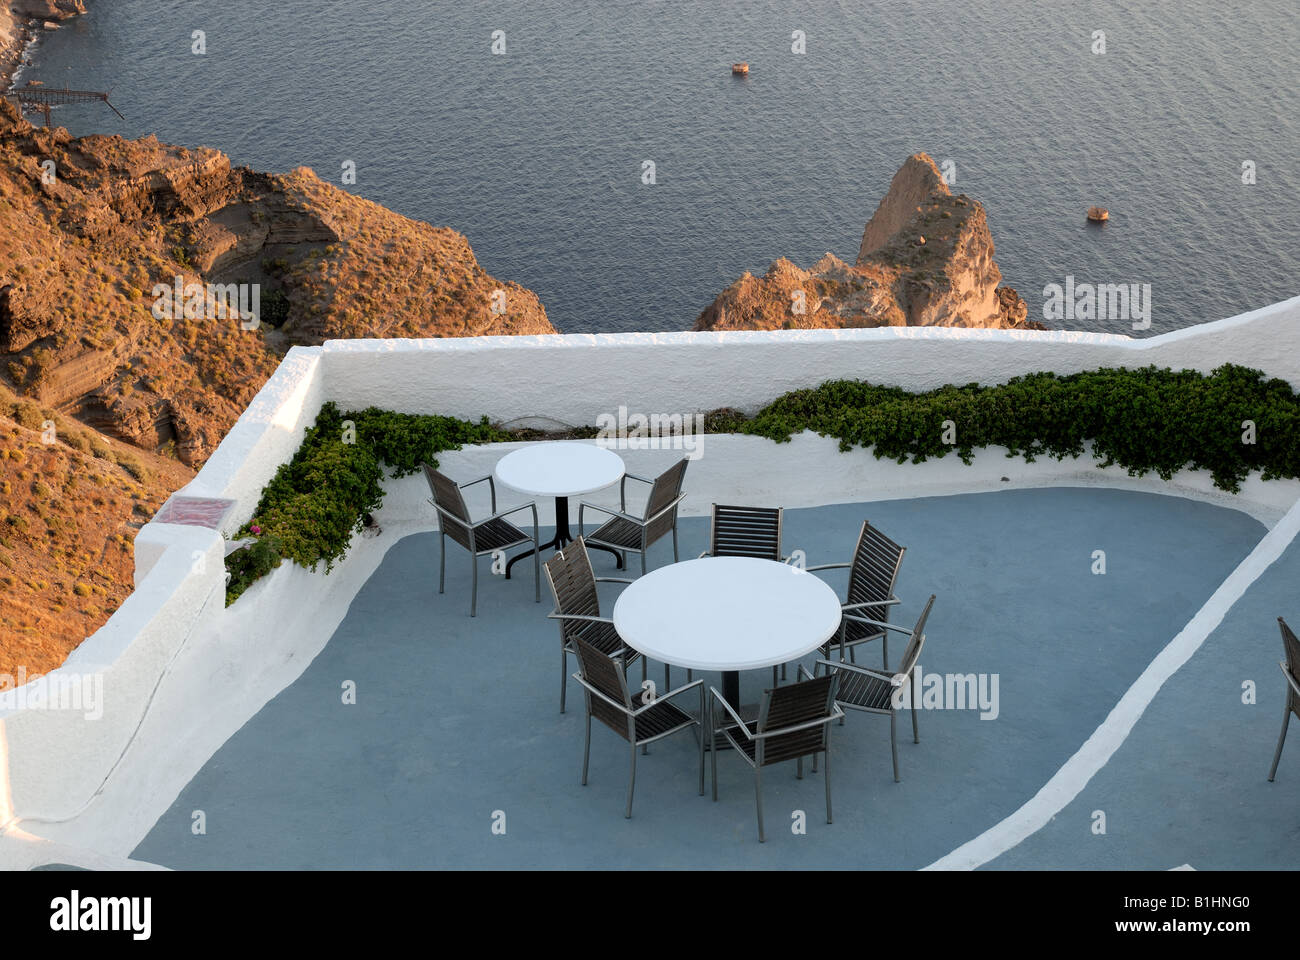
127;487;1295;869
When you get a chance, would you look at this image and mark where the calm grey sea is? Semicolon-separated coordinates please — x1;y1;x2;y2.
20;0;1300;335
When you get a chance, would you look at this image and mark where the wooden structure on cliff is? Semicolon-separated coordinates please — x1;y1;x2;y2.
3;85;126;128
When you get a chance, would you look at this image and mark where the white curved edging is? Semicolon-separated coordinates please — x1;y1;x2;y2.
925;494;1300;871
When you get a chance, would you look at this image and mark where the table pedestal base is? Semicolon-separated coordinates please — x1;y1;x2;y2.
504;496;625;578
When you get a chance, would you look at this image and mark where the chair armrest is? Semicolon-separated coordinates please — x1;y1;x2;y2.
571;672;634;716
632;678;704;714
1281;662;1300;699
578;501;642;537
546;612;614;625
458;474;497;513
698;550;710;559
594;577;635;585
487;501;539;527
750;708;844;740
842;614;915;634
642;493;685;525
804;562;850;572
620;473;653;511
708;687;755;739
429;500;472;531
816;658;908;687
842;598;902;613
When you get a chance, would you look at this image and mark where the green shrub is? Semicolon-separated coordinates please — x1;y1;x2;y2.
225;403;508;604
225;364;1300;606
741;364;1300;493
224;535;285;605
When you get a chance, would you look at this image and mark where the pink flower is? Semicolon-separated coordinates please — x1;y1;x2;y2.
250;525;262;535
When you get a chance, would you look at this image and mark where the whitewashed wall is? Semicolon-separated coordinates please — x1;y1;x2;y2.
323;294;1300;426
4;296;1300;837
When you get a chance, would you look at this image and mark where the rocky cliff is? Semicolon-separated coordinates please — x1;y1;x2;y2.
695;153;1037;332
0;97;554;466
0;92;554;663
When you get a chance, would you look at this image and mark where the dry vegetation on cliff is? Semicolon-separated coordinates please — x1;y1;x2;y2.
0;93;554;672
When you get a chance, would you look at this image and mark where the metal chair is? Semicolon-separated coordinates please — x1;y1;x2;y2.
571;634;705;818
544;537;645;714
807;520;906;667
423;463;539;617
695;504;787;687
578;458;688;577
815;594;936;782
1268;617;1300;781
699;504;784;562
709;666;843;843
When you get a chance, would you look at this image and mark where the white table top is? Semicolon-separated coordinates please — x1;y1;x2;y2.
612;557;843;672
494;442;625;499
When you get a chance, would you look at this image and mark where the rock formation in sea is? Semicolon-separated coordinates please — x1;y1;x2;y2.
695;153;1038;332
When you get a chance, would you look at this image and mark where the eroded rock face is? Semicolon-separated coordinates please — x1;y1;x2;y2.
0;96;556;469
11;0;84;21
696;152;1038;332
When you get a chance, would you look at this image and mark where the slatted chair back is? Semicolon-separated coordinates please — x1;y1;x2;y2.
643;458;689;545
1280;618;1300;716
754;673;838;766
843;521;906;643
709;504;782;561
544;539;601;645
897;594;937;676
572;634;634;738
423;463;473;551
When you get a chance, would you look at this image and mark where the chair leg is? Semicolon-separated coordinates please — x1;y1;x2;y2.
797;756;803;779
581;710;592;784
626;741;638;818
772;665;779;688
698;714;706;797
470;554;478;617
665;662;671;692
890;711;900;782
882;634;888;670
710;702;719;802
911;667;920;743
640;549;647;577
533;539;540;604
1269;707;1291;781
560;642;568;714
825;735;833;824
755;766;765;842
672;524;679;562
438;532;446;594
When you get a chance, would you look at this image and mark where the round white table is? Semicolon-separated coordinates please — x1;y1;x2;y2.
494;442;626;576
612;556;843;708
